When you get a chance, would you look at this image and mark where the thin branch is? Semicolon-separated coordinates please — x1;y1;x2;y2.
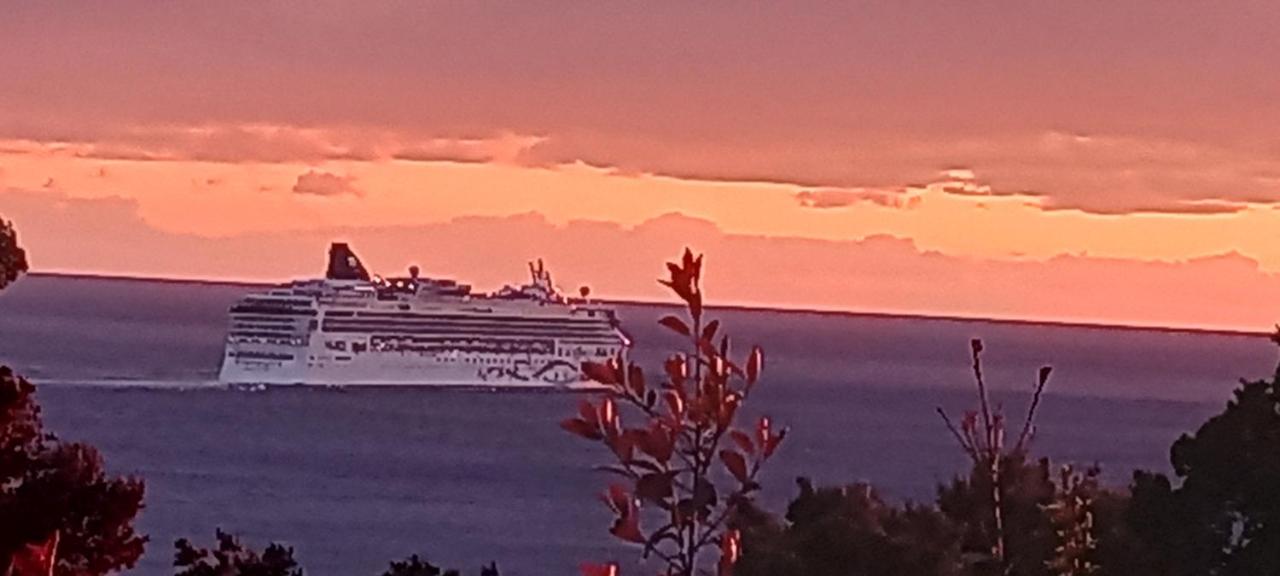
937;407;978;461
1015;366;1052;453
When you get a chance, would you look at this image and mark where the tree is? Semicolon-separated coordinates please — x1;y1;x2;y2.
563;250;785;576
173;530;302;576
1;216;145;575
0;217;28;291
1124;356;1280;576
733;339;1149;576
378;555;500;576
735;479;964;576
0;366;146;576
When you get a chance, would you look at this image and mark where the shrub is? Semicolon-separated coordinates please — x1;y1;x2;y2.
0;216;27;291
0;366;146;576
174;530;302;576
564;250;785;576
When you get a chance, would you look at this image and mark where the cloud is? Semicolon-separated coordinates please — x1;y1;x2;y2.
796;188;920;210
3;4;1280;214
5;186;1278;335
291;170;362;197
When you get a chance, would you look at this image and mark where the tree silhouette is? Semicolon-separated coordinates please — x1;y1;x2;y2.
1125;349;1280;576
174;530;302;576
1;219;145;575
0;216;28;291
0;366;147;575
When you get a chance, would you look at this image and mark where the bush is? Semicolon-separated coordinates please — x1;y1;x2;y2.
1124;361;1280;576
0;366;146;576
174;530;302;576
0;216;27;290
564;250;785;576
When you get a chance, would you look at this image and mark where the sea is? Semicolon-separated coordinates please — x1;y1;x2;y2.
0;274;1274;576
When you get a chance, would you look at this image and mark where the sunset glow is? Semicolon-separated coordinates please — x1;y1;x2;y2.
2;3;1277;331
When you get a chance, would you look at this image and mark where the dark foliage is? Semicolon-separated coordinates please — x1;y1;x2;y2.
174;530;302;576
735;479;963;576
378;554;500;576
0;365;146;576
1124;362;1280;576
0;216;27;290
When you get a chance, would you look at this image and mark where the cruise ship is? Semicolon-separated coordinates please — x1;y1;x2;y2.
218;243;629;388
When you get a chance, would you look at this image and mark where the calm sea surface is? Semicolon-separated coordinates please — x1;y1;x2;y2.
0;275;1273;575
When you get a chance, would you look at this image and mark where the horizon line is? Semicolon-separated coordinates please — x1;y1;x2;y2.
20;270;1271;340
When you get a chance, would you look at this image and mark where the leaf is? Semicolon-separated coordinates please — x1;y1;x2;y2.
701;320;720;342
717;393;741;429
578;399;598;424
599;397;617;428
579;562;618;576
658;315;691;336
627;364;646;397
763;427;788;459
637;424;674;463
719;530;741;576
692;477;719;512
607;427;635;462
560;418;602;440
745;346;764;388
729;430;755;455
602;484;631;513
756;416;771;447
610;512;645;544
663;391;684;422
663;355;687;386
635;472;675;503
582;360;619;385
719;449;749;484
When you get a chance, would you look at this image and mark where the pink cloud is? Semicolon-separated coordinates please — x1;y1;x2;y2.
3;187;1277;332
291;170;362;198
2;4;1278;214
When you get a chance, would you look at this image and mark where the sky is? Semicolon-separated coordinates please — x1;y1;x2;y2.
1;2;1277;331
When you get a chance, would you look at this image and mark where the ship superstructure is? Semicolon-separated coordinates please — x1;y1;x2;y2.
218;243;628;388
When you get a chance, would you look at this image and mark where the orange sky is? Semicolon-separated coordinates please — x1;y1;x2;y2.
1;3;1277;332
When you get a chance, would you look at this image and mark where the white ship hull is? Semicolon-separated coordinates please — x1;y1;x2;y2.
219;342;607;389
217;243;627;390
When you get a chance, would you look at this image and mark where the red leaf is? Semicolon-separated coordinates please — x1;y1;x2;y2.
662;391;685;425
582;360;619;385
701;320;720;342
610;512;645;543
719;530;741;576
560;418;602;440
659;315;691;336
578;399;598;425
746;346;764;388
717;393;741;429
608;428;636;462
627;364;646;397
729;430;755;455
719;449;749;484
603;483;632;514
637;423;675;463
580;563;618;576
764;427;788;459
664;355;687;386
699;338;720;361
756;416;771;447
599;397;617;430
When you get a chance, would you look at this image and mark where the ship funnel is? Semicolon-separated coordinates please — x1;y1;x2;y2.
326;242;371;281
